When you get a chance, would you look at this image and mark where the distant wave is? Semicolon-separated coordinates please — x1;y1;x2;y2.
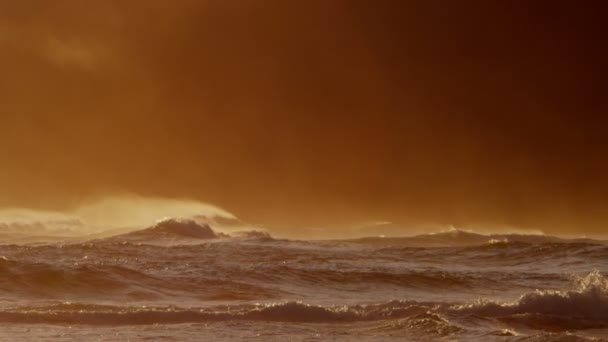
117;218;220;240
0;197;243;244
350;229;607;248
97;218;274;245
230;230;274;241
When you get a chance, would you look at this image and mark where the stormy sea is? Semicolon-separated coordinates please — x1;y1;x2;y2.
1;216;608;341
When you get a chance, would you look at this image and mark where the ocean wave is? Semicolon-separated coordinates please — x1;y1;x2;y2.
0;257;167;299
108;218;220;242
1;271;607;333
0;252;511;302
230;230;275;241
246;267;503;291
350;229;607;248
452;271;608;330
95;218;277;246
0;257;276;301
458;242;606;266
0;300;435;325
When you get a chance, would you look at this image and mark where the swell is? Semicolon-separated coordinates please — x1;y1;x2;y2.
350;229;607;248
0;301;437;325
0;257;275;301
242;266;506;292
0;256;505;300
0;241;585;302
378;242;608;267
455;243;608;270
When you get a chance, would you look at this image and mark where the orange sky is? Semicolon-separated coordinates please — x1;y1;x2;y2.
1;1;607;235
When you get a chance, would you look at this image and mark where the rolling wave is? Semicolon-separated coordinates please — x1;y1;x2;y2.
0;256;276;301
452;271;608;330
2;218;608;339
0;300;447;325
350;229;607;248
1;270;606;334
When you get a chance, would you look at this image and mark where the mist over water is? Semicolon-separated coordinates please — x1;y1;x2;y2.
0;195;239;239
1;201;608;341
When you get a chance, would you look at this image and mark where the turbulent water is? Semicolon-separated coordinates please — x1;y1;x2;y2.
1;219;608;341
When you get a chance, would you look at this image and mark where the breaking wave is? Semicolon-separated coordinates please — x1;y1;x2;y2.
1;272;607;331
2;217;608;339
1;271;604;332
114;218;220;241
453;271;608;330
0;300;441;325
97;218;275;245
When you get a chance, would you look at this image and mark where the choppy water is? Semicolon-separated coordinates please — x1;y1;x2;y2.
1;219;608;341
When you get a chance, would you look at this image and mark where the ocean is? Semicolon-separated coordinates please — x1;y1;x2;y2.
1;218;607;341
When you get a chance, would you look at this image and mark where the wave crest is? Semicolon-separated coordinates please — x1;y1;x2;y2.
453;271;608;330
0;300;450;327
103;218;222;244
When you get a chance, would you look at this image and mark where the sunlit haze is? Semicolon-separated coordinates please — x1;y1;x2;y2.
1;2;607;340
1;1;606;238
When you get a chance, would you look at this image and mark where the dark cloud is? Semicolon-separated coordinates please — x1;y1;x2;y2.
1;1;607;235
